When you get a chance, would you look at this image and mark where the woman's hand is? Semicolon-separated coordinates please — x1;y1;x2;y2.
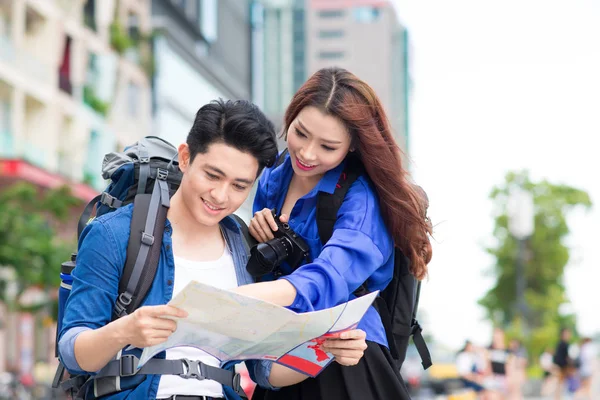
322;329;368;366
249;208;288;243
121;305;188;348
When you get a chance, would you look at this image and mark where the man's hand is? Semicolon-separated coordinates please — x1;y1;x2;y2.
121;305;188;348
321;329;368;366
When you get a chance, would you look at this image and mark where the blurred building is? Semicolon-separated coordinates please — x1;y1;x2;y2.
0;0;152;376
250;0;305;123
252;0;412;153
0;0;153;193
150;0;253;145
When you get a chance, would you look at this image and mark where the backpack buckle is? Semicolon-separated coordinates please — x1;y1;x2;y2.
179;359;205;380
156;168;168;181
114;292;133;317
139;156;150;163
100;192;123;209
141;232;155;246
233;373;245;396
119;354;139;377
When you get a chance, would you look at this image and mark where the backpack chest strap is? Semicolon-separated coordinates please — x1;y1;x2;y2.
65;355;246;399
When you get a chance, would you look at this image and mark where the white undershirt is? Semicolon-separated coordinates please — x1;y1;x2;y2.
156;246;238;399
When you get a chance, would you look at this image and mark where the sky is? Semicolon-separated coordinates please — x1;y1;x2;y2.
392;0;600;349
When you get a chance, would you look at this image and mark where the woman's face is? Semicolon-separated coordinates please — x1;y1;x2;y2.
286;106;353;181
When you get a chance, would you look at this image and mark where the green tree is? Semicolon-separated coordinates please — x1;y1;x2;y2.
0;182;80;315
479;171;591;370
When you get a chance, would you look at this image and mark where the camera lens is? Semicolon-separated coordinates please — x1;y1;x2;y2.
246;237;293;277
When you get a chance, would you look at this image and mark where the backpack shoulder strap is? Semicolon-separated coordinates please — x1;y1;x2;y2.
114;168;171;318
275;148;289;168
316;158;363;244
411;280;432;369
230;214;257;252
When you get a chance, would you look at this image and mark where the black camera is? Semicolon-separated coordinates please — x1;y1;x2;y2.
246;210;310;278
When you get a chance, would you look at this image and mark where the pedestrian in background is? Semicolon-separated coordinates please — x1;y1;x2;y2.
553;328;574;400
575;337;596;399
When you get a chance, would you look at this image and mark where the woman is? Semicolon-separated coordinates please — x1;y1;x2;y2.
484;328;511;399
576;337;596;399
234;67;433;399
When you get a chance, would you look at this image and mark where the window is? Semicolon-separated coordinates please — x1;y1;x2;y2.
0;98;11;156
199;0;217;43
318;30;344;39
83;0;96;31
292;8;305;90
353;6;380;23
318;10;344;19
58;36;73;95
127;12;139;42
318;51;344;60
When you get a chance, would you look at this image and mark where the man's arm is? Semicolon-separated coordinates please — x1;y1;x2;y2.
58;220;186;373
73;305;186;372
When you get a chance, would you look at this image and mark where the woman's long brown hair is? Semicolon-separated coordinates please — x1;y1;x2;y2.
284;67;432;279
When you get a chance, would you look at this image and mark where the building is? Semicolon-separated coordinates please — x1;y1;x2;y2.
251;0;306;123
0;0;152;378
253;0;412;153
151;0;253;146
151;0;254;218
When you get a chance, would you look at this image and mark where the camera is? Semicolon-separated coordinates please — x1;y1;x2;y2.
246;210;310;278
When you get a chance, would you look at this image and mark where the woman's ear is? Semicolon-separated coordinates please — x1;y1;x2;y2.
178;143;191;172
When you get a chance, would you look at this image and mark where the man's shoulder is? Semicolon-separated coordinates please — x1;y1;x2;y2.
94;203;134;226
84;203;134;240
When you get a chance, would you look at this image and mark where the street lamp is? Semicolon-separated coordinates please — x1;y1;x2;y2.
507;186;535;327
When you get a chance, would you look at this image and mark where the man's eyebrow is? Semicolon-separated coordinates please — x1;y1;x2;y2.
296;120;342;145
205;165;254;184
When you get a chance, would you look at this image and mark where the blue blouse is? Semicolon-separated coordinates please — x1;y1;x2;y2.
253;152;395;347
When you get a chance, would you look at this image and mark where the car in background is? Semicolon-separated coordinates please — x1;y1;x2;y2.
401;343;465;396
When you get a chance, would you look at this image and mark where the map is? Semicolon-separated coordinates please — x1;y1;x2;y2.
137;281;378;377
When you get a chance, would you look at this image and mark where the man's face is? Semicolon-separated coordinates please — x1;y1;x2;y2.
177;142;258;227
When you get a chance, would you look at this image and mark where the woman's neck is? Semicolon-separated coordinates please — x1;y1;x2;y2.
290;172;322;195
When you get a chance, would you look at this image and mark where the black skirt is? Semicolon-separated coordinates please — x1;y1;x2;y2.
253;341;411;400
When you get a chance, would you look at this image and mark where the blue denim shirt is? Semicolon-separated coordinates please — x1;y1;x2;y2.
58;204;274;399
253;152;394;348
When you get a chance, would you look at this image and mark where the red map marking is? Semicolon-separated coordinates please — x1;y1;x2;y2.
307;338;329;362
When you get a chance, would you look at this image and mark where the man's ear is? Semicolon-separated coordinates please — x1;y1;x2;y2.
178;143;191;172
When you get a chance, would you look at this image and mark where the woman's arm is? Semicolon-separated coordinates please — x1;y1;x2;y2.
252;329;368;388
232;279;296;307
241;179;394;312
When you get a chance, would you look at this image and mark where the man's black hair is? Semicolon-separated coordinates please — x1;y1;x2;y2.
186;99;278;175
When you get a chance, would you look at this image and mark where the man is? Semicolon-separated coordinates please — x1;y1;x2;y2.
58;100;368;399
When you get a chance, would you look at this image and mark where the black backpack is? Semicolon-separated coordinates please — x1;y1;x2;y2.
53;137;246;399
277;149;432;371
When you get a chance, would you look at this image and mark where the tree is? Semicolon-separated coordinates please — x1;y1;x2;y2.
0;182;80;315
479;171;591;367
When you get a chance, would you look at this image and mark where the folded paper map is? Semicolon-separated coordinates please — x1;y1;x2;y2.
138;281;378;377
